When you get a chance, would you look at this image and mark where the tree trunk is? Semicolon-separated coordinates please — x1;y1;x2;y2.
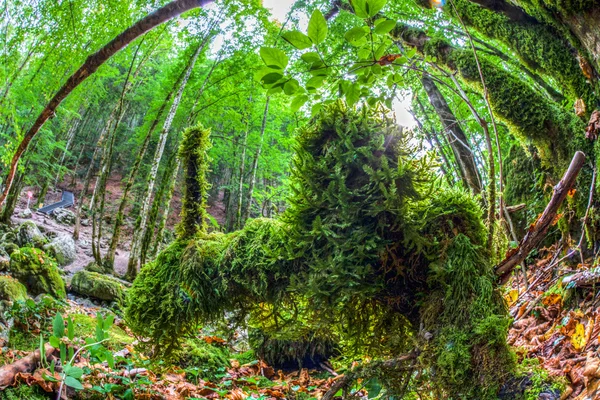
103;91;174;270
0;0;215;208
241;97;270;225
420;75;482;194
126;38;205;280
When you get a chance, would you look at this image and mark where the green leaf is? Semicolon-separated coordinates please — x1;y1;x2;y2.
345;27;367;43
311;103;323;115
59;343;67;364
103;314;114;330
374;19;396;34
306;76;326;90
301;52;321;64
350;0;369;18
67;317;74;341
365;378;382;398
284;79;300;95
259;47;289;70
105;351;115;369
49;336;60;348
290;95;309;112
64;376;84;390
346;83;361;107
367;0;387;17
65;365;84;379
406;47;417;58
282;31;312;50
53;313;64;338
307;9;327;45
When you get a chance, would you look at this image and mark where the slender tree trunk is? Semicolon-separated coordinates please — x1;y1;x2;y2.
54;108;89;187
126;38;206;280
241;97;270;225
35;181;49;209
420;75;482;194
103;90;174;270
0;0;215;208
151;161;180;257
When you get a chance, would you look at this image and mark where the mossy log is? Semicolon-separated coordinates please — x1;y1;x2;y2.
126;104;514;398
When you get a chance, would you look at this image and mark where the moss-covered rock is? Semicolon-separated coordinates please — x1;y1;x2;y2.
70;270;126;302
9;247;66;298
84;261;106;273
15;221;47;248
43;233;76;266
0;276;27;302
0;242;17;257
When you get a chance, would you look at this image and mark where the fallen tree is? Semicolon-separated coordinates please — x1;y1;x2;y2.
126;104;515;398
0;344;54;389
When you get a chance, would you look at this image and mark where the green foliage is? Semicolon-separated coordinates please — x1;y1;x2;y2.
0;384;48;400
9;247;66;299
178;337;231;380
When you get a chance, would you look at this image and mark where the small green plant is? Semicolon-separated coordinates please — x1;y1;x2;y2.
41;312;115;399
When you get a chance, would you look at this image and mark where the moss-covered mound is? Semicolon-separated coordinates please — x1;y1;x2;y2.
0;276;27;302
70;270;126;302
126;104;514;398
9;247;66;298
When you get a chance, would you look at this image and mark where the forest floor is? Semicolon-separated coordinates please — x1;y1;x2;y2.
4;178;600;398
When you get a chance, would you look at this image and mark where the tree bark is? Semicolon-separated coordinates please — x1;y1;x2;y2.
0;344;54;389
0;0;214;208
420;75;482;194
242;97;270;224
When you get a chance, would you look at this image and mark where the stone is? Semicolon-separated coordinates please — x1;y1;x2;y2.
43;233;76;266
0;243;18;256
18;208;32;218
1;231;16;244
0;275;28;302
52;208;76;225
9;247;66;299
70;270;126;302
84;261;105;273
16;221;47;248
81;219;90;227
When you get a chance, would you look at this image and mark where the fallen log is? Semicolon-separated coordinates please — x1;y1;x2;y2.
0;343;54;388
505;203;526;213
495;151;586;284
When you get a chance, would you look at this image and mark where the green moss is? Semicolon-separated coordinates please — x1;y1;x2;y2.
126;104;514;398
0;275;27;302
69;313;133;350
70;270;126;302
449;0;596;108
9;247;66;299
0;384;49;400
177;337;231;380
177;125;212;239
8;328;39;351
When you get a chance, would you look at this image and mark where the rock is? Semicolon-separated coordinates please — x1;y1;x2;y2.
84;261;105;274
9;247;66;299
81;219;90;227
16;221;47;248
0;276;28;302
70;270;126;302
43;233;76;266
52;208;76;225
0;243;18;256
1;231;16;244
0;255;9;271
18;208;32;218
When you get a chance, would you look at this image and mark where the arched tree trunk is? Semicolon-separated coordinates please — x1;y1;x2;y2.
0;0;215;208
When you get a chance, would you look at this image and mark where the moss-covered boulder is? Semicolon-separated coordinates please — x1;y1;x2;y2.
70;270;126;302
15;221;47;248
9;247;66;298
43;233;76;266
0;276;28;302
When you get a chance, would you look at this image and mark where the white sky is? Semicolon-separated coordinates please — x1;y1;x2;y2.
214;0;417;128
